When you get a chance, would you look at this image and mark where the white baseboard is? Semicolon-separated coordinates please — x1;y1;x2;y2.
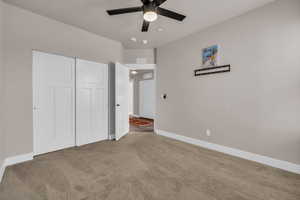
4;153;34;167
156;129;300;174
0;152;34;183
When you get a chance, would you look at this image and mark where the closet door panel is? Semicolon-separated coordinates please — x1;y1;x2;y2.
33;51;76;155
76;59;108;146
76;88;92;143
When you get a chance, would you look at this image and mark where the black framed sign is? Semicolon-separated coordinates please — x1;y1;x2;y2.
194;65;231;76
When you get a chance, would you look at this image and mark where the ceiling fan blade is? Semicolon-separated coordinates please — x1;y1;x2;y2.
142;20;150;32
155;0;167;6
157;7;186;21
107;7;142;15
141;0;150;5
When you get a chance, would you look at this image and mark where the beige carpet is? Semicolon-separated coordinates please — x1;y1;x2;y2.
0;133;299;200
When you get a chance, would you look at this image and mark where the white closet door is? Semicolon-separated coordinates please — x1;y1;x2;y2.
139;80;155;119
115;63;130;140
76;59;108;146
33;51;75;155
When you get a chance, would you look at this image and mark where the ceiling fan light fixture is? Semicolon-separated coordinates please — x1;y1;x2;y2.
143;11;158;22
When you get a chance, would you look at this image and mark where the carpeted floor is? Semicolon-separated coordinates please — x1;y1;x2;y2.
0;133;299;200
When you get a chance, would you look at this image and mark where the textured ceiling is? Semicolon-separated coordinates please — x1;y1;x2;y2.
4;0;274;48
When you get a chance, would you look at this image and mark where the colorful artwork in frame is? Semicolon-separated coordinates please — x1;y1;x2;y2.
202;45;219;67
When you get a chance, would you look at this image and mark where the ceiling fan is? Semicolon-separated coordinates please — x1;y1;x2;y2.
106;0;186;32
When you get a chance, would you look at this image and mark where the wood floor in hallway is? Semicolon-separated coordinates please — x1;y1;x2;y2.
0;133;300;200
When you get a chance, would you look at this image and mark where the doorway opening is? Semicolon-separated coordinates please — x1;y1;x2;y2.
129;69;155;133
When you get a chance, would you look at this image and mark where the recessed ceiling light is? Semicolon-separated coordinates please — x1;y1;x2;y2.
131;70;138;75
131;37;137;42
158;28;164;32
142;40;148;44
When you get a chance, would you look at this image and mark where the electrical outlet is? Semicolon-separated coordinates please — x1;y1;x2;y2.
206;129;211;137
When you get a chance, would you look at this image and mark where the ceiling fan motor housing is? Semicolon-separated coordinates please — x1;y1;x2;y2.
143;3;157;14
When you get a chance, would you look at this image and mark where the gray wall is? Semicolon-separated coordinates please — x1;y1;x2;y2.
124;49;155;64
156;0;300;165
0;0;5;167
3;3;124;157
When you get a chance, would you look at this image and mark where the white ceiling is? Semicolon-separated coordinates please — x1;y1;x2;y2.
4;0;274;49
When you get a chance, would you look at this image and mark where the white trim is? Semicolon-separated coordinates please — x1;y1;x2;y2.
156;129;300;174
153;68;157;131
0;153;34;183
4;153;34;167
32;51;38;155
130;114;140;118
0;161;5;183
125;64;156;70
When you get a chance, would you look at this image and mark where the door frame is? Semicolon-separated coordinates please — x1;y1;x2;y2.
125;64;157;131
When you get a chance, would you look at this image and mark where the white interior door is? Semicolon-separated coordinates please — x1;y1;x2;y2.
76;59;108;146
115;63;130;140
33;51;75;155
139;80;155;119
